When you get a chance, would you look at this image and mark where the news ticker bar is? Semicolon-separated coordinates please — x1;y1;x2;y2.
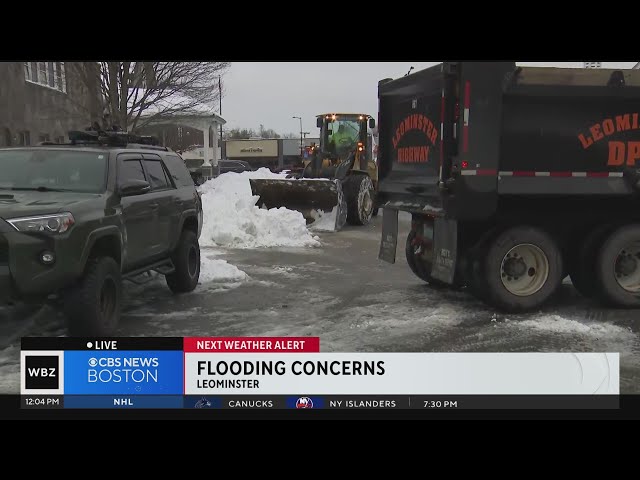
20;337;620;396
20;395;619;410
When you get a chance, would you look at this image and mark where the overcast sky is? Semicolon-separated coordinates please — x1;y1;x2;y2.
219;62;638;136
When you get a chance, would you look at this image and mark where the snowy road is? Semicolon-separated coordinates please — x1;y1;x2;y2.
2;212;640;394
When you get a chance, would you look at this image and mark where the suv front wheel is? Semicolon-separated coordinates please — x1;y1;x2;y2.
64;256;122;336
166;230;201;293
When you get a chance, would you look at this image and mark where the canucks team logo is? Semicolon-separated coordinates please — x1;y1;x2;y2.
296;397;313;409
195;397;212;408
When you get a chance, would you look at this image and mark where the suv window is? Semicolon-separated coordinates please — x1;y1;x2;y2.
144;159;171;190
163;154;196;187
0;149;107;193
119;158;146;183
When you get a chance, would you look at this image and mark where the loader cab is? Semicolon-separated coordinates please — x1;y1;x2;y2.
317;113;375;163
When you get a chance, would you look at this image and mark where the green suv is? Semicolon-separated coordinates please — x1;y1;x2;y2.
0;130;203;336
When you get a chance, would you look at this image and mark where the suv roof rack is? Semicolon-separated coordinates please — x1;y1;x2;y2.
68;127;165;150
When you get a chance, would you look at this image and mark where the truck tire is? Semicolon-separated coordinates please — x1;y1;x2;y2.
64;257;122;336
483;227;563;312
166;230;201;293
405;231;448;288
344;175;375;226
336;182;348;231
567;225;611;299
595;224;640;308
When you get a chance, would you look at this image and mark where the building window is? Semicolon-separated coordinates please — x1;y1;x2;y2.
24;62;67;93
19;131;30;146
55;135;65;143
39;134;50;143
2;128;11;147
48;63;55;88
56;63;66;93
38;62;48;85
30;62;38;82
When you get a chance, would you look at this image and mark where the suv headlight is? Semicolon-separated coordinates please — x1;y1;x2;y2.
7;212;75;234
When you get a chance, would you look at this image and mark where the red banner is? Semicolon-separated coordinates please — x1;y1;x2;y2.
183;337;320;353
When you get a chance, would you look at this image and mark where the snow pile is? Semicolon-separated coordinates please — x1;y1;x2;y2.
199;255;249;284
198;168;321;248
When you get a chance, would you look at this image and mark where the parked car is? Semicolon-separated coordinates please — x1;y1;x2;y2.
218;160;252;174
0;129;203;336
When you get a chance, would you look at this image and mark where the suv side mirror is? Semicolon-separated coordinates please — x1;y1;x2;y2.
118;179;151;196
369;118;376;129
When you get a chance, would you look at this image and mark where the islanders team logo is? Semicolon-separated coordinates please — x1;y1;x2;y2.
296;397;313;409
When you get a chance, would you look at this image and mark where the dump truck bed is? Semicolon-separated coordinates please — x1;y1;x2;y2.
377;62;640;221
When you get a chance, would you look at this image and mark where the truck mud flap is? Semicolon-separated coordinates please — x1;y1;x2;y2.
430;218;457;284
378;208;399;264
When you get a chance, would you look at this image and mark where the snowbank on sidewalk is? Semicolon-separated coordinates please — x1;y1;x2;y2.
198;168;321;248
199;255;249;283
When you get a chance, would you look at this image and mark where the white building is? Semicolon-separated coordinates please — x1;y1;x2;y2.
141;113;226;178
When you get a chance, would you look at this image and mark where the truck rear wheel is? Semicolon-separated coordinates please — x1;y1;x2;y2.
166;230;201;293
64;257;122;336
595;224;640;308
344;175;375;226
405;231;448;288
483;227;563;312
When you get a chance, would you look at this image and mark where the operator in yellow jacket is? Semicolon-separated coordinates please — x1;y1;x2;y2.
329;123;357;158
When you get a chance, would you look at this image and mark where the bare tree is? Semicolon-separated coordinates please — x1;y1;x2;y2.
227;128;256;139
78;62;230;132
259;124;280;139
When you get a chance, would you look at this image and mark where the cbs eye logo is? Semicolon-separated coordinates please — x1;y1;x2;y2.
88;358;98;367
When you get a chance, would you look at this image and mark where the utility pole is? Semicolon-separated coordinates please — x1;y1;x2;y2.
293;116;303;155
219;76;223;151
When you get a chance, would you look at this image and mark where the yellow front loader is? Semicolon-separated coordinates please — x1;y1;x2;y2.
250;113;378;231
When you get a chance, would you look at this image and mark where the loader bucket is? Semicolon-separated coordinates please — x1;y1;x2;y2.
250;178;347;231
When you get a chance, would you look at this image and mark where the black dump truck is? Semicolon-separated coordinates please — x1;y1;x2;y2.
377;62;640;311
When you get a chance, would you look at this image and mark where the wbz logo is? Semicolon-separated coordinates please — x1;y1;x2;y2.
25;356;59;390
